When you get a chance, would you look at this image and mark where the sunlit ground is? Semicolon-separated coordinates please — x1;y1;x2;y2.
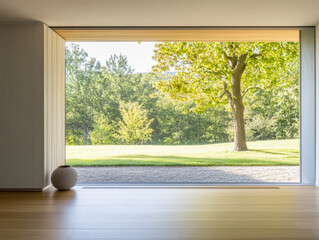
66;139;299;166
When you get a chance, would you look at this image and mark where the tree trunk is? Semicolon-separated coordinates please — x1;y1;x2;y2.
83;127;89;145
229;53;248;151
231;103;248;151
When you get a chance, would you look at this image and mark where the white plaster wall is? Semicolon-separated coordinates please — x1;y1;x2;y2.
316;24;319;187
0;23;65;190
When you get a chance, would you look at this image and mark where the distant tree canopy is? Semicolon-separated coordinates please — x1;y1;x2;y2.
65;43;299;146
114;102;154;144
90;116;114;145
152;42;299;151
66;44;102;145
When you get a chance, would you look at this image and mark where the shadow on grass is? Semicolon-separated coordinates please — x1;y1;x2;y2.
67;154;299;167
252;149;299;155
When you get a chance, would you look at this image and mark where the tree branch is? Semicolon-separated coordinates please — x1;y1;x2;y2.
242;85;270;98
221;78;233;104
222;50;237;69
204;70;225;78
234;53;248;74
222;51;232;61
250;53;261;59
219;91;226;98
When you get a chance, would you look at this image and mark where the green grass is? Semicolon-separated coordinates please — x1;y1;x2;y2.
66;139;300;167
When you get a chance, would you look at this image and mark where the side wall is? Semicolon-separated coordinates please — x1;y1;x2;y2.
0;23;45;189
316;24;319;187
44;25;66;188
300;28;316;185
0;23;65;190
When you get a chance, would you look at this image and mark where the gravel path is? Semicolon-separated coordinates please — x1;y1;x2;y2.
75;166;299;183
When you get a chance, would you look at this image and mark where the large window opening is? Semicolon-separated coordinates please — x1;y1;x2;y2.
64;30;301;184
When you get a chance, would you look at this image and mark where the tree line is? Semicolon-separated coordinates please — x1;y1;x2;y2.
66;42;299;148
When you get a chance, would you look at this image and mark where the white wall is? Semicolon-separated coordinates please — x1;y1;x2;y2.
316;24;319;187
300;28;316;185
0;23;65;191
44;25;66;188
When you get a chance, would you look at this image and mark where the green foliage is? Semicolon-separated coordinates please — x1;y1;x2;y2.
65;43;102;145
245;68;299;140
152;42;298;111
246;115;276;141
66;129;83;145
66;49;155;145
153;96;231;144
114;102;154;144
90;117;114;145
65;43;300;146
151;41;299;150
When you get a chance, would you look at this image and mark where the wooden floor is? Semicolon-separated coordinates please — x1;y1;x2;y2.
1;186;319;240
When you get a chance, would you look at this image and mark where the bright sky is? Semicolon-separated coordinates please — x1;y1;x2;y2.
67;42;157;73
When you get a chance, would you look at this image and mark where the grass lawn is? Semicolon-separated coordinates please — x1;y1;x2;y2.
66;139;299;167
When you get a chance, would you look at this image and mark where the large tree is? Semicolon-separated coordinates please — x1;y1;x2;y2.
152;42;299;151
66;44;102;144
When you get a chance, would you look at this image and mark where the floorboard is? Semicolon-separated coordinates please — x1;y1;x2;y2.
0;186;319;239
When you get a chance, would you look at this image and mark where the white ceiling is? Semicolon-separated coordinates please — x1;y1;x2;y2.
0;0;318;27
